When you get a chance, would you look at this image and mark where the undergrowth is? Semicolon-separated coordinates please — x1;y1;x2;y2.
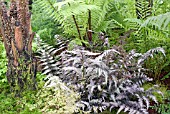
36;37;166;114
0;71;78;114
0;38;169;114
0;73;42;114
153;90;170;114
0;41;77;114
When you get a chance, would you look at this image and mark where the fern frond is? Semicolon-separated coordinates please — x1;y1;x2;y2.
59;46;165;114
138;47;165;65
140;12;170;31
35;0;125;39
35;34;68;76
135;0;152;19
125;12;170;31
35;0;58;20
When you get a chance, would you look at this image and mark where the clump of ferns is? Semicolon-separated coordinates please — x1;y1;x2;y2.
61;46;165;114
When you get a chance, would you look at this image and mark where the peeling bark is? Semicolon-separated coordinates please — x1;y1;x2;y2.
0;0;37;96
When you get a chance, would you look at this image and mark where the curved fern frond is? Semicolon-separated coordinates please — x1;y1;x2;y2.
35;34;68;76
140;12;170;31
124;12;170;32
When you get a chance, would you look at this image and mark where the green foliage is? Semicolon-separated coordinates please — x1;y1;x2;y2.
153;0;170;14
125;12;170;32
0;42;7;92
135;0;153;19
153;90;170;114
0;70;77;114
34;0;127;46
0;41;76;113
32;76;78;114
143;83;167;103
161;72;170;80
124;7;170;79
0;69;44;114
0;42;7;79
0;83;41;114
32;0;62;45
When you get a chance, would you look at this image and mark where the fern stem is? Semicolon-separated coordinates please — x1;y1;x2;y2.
72;15;87;47
87;10;92;43
72;15;82;40
47;0;58;12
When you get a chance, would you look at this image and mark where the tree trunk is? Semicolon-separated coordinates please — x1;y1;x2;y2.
0;0;36;96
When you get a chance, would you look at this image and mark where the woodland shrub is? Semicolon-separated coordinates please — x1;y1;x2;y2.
36;37;165;114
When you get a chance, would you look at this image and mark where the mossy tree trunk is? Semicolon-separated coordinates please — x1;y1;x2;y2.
0;0;37;96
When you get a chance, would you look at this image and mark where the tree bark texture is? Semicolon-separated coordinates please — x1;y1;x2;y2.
0;0;36;96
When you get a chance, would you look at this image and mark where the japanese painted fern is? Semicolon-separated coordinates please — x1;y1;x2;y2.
36;38;165;113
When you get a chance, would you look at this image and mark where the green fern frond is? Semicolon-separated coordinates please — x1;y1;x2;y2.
53;0;78;10
140;12;170;31
124;18;142;29
135;0;152;19
125;12;170;31
35;0;58;20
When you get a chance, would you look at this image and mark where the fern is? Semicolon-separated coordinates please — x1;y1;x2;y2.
34;0;125;43
36;37;165;113
135;0;153;19
35;34;68;77
140;12;170;31
125;12;170;32
35;0;58;20
61;46;164;114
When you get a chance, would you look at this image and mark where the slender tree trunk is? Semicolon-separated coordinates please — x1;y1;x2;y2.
0;0;36;96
